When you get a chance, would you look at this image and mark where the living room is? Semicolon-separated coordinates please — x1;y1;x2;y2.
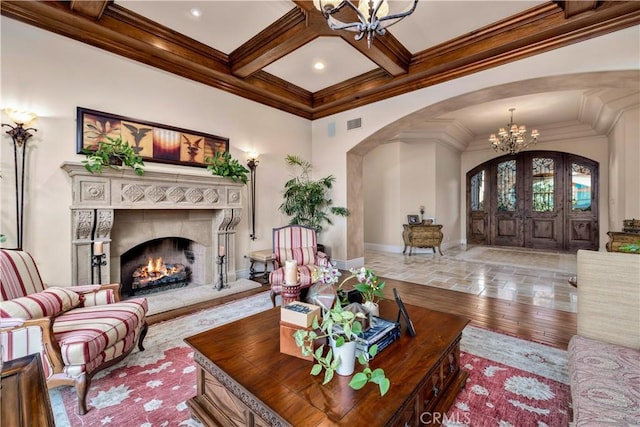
1;1;639;425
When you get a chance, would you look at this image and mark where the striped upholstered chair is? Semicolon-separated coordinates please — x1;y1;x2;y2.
0;248;148;415
268;225;329;306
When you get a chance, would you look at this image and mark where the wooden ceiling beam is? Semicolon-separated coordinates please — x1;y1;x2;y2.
311;1;640;118
292;1;410;76
1;0;639;120
230;8;320;78
69;0;109;20
556;0;598;19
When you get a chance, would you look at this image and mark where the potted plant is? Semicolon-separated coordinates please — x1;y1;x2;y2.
82;136;145;176
293;303;390;396
314;263;385;316
279;155;349;235
206;151;249;184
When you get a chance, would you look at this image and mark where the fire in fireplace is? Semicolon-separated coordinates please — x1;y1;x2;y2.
132;257;191;294
121;237;200;297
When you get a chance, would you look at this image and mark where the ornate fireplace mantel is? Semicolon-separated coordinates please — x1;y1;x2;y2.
61;162;244;286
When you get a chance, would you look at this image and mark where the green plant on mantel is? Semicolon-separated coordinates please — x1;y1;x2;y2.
206;151;249;184
618;241;640;253
82;136;145;176
293;303;390;396
279;155;349;234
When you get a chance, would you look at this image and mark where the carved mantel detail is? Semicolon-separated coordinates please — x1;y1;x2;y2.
61;162;244;286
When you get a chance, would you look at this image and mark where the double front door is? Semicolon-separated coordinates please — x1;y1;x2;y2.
467;151;599;252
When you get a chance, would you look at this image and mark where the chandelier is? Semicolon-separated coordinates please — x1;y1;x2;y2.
489;108;539;155
312;0;419;48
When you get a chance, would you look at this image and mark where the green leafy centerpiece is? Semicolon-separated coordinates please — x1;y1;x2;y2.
293;303;390;396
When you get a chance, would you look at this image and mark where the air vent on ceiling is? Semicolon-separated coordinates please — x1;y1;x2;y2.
347;118;362;130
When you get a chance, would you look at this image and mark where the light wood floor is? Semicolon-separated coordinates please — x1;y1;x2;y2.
149;280;576;351
148;246;577;351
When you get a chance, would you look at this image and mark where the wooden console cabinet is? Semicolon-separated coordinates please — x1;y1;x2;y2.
403;224;444;255
606;231;640;252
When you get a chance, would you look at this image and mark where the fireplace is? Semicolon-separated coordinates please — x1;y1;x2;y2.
121;237;199;296
62;162;244;289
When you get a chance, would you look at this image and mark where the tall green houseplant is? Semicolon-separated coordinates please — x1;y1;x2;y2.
279;155;349;234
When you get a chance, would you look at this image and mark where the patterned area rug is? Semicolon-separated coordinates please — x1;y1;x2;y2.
51;292;570;426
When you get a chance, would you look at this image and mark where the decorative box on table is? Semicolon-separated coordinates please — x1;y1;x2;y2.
280;302;320;328
280;302;323;361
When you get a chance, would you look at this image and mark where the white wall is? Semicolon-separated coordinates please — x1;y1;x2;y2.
0;17;311;285
609;107;640;230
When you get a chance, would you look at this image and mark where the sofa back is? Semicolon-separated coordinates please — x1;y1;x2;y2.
576;249;640;350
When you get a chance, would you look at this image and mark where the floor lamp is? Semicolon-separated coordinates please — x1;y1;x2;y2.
247;154;259;240
2;109;37;249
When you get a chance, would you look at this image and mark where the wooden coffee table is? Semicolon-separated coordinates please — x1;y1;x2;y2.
185;299;470;426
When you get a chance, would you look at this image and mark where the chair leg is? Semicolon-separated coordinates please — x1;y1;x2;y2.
270;290;276;307
75;372;90;415
138;322;148;351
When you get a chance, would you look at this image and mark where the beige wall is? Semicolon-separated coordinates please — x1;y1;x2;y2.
0;17;311;285
363;139;460;253
609;107;640;230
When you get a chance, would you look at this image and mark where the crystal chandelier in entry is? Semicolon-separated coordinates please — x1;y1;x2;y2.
489;108;539;155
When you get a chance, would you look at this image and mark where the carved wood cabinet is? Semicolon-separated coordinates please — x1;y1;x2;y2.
606;231;640;252
403;224;444;256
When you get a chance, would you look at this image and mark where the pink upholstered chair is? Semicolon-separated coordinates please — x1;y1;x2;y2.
0;248;148;415
268;225;329;306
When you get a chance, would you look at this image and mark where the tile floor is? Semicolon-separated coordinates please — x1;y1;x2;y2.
364;244;578;313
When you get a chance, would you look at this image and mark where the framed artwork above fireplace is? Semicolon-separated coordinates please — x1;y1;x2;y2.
76;107;229;168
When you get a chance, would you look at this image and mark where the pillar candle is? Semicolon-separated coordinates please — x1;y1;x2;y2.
93;241;103;255
285;260;298;285
219;245;225;256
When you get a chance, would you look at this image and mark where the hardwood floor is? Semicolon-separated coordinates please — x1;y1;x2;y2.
149;276;576;351
381;277;576;350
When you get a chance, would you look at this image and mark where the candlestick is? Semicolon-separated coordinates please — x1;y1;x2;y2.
219;245;225;256
285;259;298;285
94;241;103;255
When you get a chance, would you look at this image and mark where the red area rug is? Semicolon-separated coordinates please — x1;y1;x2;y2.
59;347;569;426
52;293;570;426
445;353;570;426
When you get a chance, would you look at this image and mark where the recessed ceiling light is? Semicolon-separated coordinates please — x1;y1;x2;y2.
313;62;325;71
190;8;202;18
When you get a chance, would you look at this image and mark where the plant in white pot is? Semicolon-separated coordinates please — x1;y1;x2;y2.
293;303;390;396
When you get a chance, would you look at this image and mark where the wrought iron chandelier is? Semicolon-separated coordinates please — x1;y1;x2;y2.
313;0;419;48
489;108;539;155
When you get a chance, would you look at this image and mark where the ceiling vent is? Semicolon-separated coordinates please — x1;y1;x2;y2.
347;118;362;130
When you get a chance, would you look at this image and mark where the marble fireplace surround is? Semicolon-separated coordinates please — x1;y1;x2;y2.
61;162;243;287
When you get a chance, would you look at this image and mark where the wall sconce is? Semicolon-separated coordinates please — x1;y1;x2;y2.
2;109;38;249
246;153;259;240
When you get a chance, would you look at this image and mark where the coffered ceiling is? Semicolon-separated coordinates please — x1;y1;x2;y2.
2;1;639;121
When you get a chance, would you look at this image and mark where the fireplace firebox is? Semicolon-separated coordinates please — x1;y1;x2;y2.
121;237;199;296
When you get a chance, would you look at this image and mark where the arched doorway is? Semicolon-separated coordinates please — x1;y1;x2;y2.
466;151;599;252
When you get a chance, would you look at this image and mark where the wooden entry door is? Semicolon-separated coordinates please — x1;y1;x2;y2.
466;151;599;252
524;153;563;250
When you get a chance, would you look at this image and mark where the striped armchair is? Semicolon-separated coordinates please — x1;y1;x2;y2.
0;249;148;415
269;225;329;306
